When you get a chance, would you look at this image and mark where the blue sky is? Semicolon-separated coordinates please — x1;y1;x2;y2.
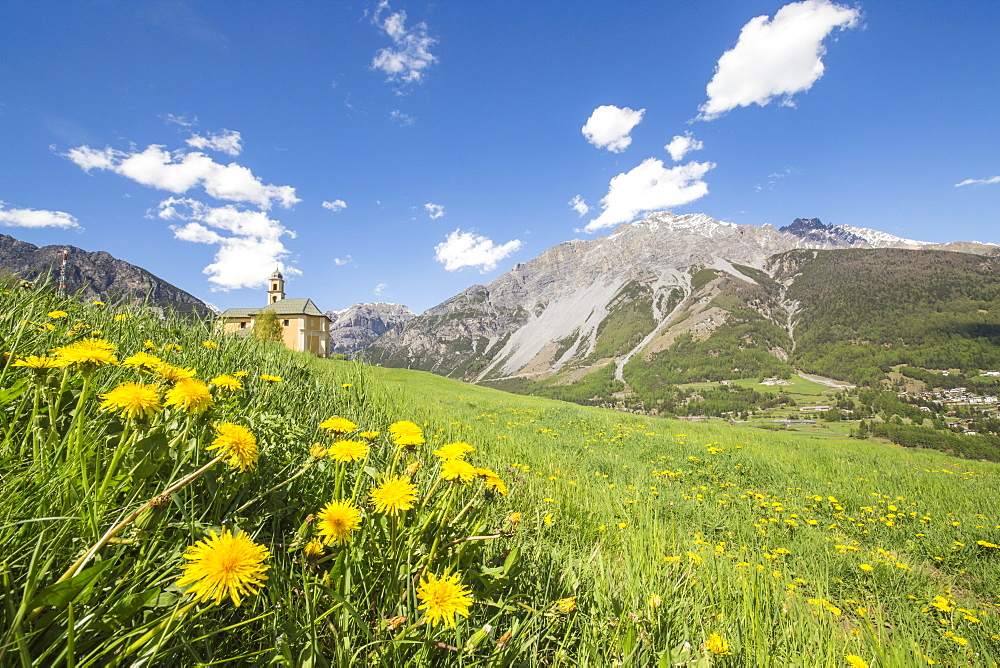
1;1;997;314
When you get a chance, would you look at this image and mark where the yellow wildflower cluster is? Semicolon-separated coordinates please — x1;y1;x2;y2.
298;413;513;632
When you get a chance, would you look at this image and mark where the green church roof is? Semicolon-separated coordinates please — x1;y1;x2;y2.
220;298;326;319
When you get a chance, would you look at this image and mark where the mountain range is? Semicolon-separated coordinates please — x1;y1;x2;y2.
325;302;416;356
365;213;999;405
0;233;212;317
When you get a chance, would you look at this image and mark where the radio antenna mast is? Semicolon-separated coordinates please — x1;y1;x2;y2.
57;249;69;299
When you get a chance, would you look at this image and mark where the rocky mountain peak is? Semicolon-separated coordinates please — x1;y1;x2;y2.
779;217;868;246
0;233;211;316
615;211;735;239
366;211;995;383
326;302;416;356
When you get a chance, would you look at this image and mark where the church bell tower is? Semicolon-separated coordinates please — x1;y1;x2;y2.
267;268;285;304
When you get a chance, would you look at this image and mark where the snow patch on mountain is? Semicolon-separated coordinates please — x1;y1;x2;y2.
838;225;931;247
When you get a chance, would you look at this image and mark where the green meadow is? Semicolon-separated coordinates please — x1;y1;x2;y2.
2;284;999;666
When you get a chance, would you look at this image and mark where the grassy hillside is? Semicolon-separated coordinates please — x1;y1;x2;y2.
776;248;1000;384
577;270;795;391
3;283;1000;666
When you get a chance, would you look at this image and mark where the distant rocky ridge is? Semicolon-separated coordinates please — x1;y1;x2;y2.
365;212;996;383
778;218;931;248
325;302;416;356
0;233;212;317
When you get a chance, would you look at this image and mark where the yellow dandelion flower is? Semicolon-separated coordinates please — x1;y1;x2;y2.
704;633;731;656
99;382;162;420
164;378;214;414
316;499;363;545
310;443;328;459
210;374;244;392
162;343;182;352
859;563;874;572
648;594;662;608
480;471;508;496
845;655;869;668
113;314;131;322
389;420;425;447
12;355;66;372
153;361;197;383
441;458;478;483
318;416;357;435
359;430;380;441
931;596;954;612
404;460;422;476
553;597;577;614
53;338;118;369
303;538;325;558
259;374;281;383
369;475;418;515
176;528;270;606
508;511;522;526
416;571;474;628
328;439;370;463
91;300;105;306
143;339;157;349
543;513;554;526
233;370;248;377
47;310;68;319
977;540;1000;549
207;423;258;472
202;340;218;350
433;441;475;460
122;351;163;370
808;598;842;615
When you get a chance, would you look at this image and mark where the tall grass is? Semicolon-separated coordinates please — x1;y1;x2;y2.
325;365;1000;666
2;282;999;666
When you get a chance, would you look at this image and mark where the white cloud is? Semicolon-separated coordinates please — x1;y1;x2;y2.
185;129;243;156
163;113;198;127
434;229;522;272
581;105;645;152
584;159;715;233
155;197;299;291
322;199;347;212
755;166;801;191
697;0;860;121
0;201;82;229
955;176;1000;187
333;255;354;266
568;195;590;217
424;202;445;219
374;282;388;296
389;110;415;126
65;146;117;171
665;132;704;162
66;143;298;209
372;1;437;85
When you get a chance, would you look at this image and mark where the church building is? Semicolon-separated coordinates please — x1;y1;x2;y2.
219;269;330;356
